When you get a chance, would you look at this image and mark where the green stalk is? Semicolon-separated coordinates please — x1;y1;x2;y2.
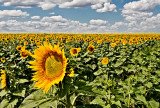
66;90;72;108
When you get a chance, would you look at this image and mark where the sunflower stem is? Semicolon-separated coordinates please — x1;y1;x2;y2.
66;90;72;108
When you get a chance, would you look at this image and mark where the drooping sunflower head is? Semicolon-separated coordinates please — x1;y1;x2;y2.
102;57;109;65
70;48;81;56
0;69;6;89
87;44;95;53
29;42;67;93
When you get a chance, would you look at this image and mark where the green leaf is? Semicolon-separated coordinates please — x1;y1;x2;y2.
13;89;26;97
91;96;106;106
0;90;7;97
0;99;9;108
112;100;121;107
149;99;159;108
136;95;148;106
19;90;55;108
94;69;103;75
19;79;29;83
145;82;153;88
6;99;18;108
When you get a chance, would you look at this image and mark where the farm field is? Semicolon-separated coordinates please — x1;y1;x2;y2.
0;33;160;108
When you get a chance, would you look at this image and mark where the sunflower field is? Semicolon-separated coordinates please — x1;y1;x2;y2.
0;33;160;108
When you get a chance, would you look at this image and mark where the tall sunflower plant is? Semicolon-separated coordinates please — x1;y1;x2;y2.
18;41;99;108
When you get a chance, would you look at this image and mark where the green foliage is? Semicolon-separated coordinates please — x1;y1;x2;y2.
0;34;160;108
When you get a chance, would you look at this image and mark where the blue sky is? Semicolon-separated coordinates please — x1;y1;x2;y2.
0;0;160;33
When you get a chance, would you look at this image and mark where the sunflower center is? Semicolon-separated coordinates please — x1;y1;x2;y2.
73;49;77;54
45;55;63;78
22;51;29;57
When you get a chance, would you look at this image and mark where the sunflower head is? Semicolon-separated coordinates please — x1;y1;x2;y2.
21;50;30;58
102;57;109;65
87;44;95;53
68;68;74;77
24;41;28;46
1;57;5;63
16;46;22;51
122;40;127;46
0;69;6;89
111;43;116;47
70;48;81;56
29;42;67;93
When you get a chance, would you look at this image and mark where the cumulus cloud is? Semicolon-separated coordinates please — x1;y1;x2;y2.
111;22;127;29
96;3;117;12
0;10;29;18
41;16;67;22
2;0;40;8
122;0;160;22
59;0;117;12
31;16;40;19
0;0;117;12
90;19;108;26
123;0;160;11
119;0;160;32
0;14;112;33
39;2;56;10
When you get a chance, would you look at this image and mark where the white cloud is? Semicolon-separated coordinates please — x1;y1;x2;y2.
0;10;29;18
59;0;117;12
0;0;117;12
31;16;40;19
122;0;160;22
90;19;108;26
96;3;117;12
2;0;40;8
111;22;127;29
123;0;160;11
41;16;67;22
59;0;91;8
39;2;56;10
0;15;112;33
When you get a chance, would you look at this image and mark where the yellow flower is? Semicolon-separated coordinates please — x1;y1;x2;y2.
68;68;74;77
1;57;5;63
16;46;22;51
0;69;6;89
17;46;25;51
20;50;30;58
87;44;95;53
24;41;28;46
122;40;127;46
29;42;68;93
102;57;109;64
111;43;116;47
70;48;81;56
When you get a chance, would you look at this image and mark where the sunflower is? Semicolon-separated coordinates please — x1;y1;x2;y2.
16;46;22;51
70;48;81;56
0;69;6;89
102;57;109;64
68;68;74;77
111;43;116;47
20;50;30;58
29;42;67;93
24;41;28;46
122;40;127;46
87;44;95;53
1;57;5;62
